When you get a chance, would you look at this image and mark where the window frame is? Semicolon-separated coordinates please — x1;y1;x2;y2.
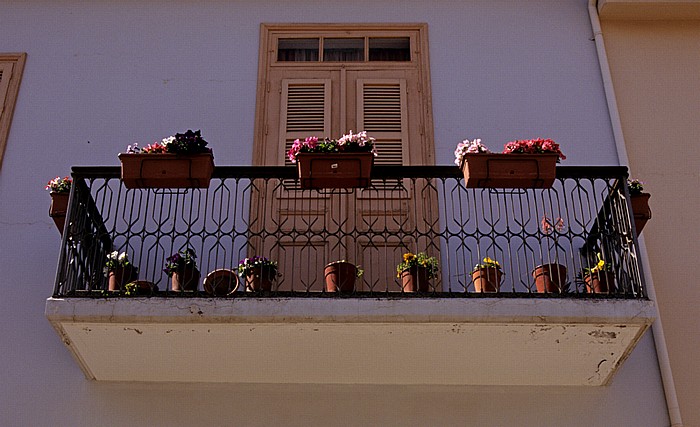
0;53;27;170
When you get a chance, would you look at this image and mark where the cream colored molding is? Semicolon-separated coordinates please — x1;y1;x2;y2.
599;0;700;20
0;53;26;171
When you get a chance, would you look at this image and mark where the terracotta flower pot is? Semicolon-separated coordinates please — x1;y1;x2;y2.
471;267;503;293
119;153;215;189
630;193;651;235
171;266;200;292
204;269;239;296
245;266;277;292
460;153;558;189
584;271;616;294
532;263;567;293
296;152;373;189
324;261;357;293
400;266;431;292
107;265;138;291
49;192;69;233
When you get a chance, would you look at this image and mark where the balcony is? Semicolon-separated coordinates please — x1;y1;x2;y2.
46;165;655;385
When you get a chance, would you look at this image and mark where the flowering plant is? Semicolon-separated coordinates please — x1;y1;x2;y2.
45;176;72;193
627;179;644;196
103;251;136;276
454;138;490;166
236;256;278;278
583;252;612;275
396;252;439;278
126;130;212;155
163;248;197;277
287;130;377;163
502;138;566;161
473;257;502;272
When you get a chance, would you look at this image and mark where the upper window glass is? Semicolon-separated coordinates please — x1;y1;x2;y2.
277;37;411;62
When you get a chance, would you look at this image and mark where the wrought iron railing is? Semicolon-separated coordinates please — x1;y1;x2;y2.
53;165;646;298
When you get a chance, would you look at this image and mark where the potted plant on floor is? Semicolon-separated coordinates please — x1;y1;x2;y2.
237;256;278;292
472;257;504;293
287;130;377;189
628;178;651;234
45;176;72;233
324;260;363;293
455;137;565;188
396;252;439;292
582;252;615;294
532;215;568;293
164;248;200;292
103;251;138;292
119;129;214;188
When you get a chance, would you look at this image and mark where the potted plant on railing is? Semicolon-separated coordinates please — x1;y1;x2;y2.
532;215;569;293
119;129;214;189
582;252;615;294
164;248;200;292
471;257;504;293
45;176;71;233
324;260;363;293
455;137;565;188
237;256;278;292
287;130;377;189
103;251;138;292
628;178;651;234
396;252;439;293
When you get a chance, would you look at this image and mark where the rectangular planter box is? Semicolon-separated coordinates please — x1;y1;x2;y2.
296;152;373;189
460;153;558;188
118;153;214;189
631;193;651;234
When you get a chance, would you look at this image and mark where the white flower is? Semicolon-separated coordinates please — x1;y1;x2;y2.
118;252;128;263
161;136;176;146
108;251;119;260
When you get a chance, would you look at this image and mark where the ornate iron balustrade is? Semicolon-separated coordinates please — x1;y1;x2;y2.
53;165;646;298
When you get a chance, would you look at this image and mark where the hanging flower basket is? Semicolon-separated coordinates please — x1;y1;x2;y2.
296;152;373;189
460;153;558;189
49;192;69;233
119;153;214;189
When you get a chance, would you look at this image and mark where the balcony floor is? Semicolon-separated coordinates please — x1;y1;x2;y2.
46;296;655;386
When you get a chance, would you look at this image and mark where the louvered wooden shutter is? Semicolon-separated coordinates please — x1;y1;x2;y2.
356;79;408;165
0;63;13;117
279;79;331;165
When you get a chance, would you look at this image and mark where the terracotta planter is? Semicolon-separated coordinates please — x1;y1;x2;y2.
126;280;157;296
171;266;200;292
324;261;357;293
244;266;277;292
400;266;431;292
204;269;239;296
49;192;69;233
532;263;567;293
630;193;651;235
460;153;558;188
296;152;373;189
118;153;214;189
107;265;138;291
584;271;615;294
471;267;503;293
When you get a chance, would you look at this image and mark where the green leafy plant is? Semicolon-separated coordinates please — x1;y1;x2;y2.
472;257;502;272
236;256;278;277
627;179;644;196
45;176;72;193
396;252;439;279
163;248;197;277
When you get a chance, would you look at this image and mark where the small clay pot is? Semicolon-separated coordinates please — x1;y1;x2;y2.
584;271;615;294
532;263;567;293
107;265;138;291
471;267;503;293
204;269;239;296
324;261;357;293
400;266;431;292
245;266;277;292
171;266;200;292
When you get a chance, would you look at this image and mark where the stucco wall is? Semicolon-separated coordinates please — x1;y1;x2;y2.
0;0;671;425
602;18;700;427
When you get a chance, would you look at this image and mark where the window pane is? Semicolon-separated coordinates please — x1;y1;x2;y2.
369;37;411;61
323;38;364;62
278;38;320;62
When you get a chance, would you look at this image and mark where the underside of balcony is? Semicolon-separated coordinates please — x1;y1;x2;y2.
46;296;655;385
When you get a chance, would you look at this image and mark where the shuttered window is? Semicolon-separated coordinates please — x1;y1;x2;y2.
0;54;26;169
357;79;407;165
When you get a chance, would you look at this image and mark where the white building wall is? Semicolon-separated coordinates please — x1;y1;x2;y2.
0;0;668;425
